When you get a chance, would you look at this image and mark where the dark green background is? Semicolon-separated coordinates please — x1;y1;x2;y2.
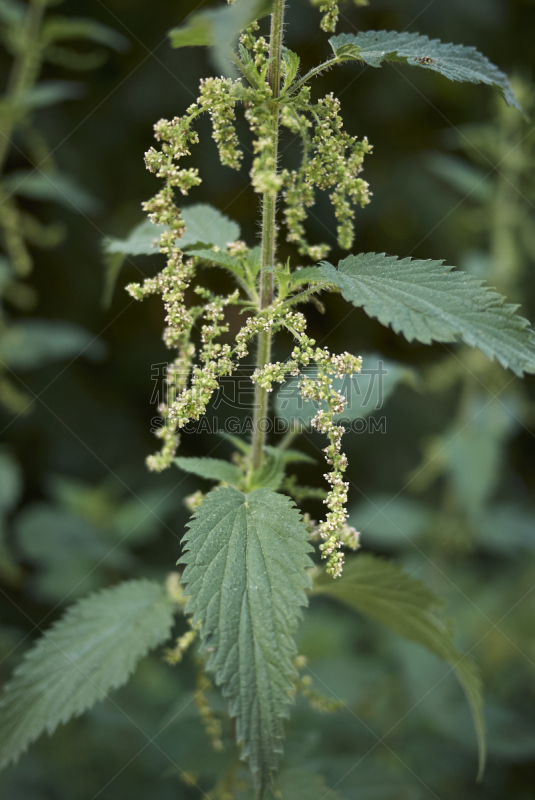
1;1;535;798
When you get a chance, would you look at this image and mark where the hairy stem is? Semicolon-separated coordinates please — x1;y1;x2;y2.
251;0;286;472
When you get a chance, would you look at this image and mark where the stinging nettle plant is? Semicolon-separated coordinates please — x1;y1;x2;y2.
1;0;535;797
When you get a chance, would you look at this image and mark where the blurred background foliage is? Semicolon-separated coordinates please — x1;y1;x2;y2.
1;0;535;798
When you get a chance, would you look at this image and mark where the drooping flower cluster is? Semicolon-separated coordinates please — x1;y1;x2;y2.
144;116;201;203
252;318;362;577
127;251;196;472
127;98;248;471
162;288;240;429
198;78;243;170
281;92;372;256
127;116;203;470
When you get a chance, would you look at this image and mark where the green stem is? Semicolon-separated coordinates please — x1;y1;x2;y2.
0;0;46;174
251;0;286;472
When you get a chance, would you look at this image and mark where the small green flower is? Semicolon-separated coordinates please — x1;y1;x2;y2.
130;19;370;571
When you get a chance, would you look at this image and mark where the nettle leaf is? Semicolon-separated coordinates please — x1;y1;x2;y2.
179;487;313;792
246;246;262;277
104;203;240;256
0;580;175;769
103;204;240;305
329;31;520;109
191;248;245;280
105;204;240;259
105;218;165;259
179;204;241;250
319;254;535;377
169;0;274;77
41;17;129;52
288;266;324;287
174;456;243;486
281;48;300;92
312;555;486;775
